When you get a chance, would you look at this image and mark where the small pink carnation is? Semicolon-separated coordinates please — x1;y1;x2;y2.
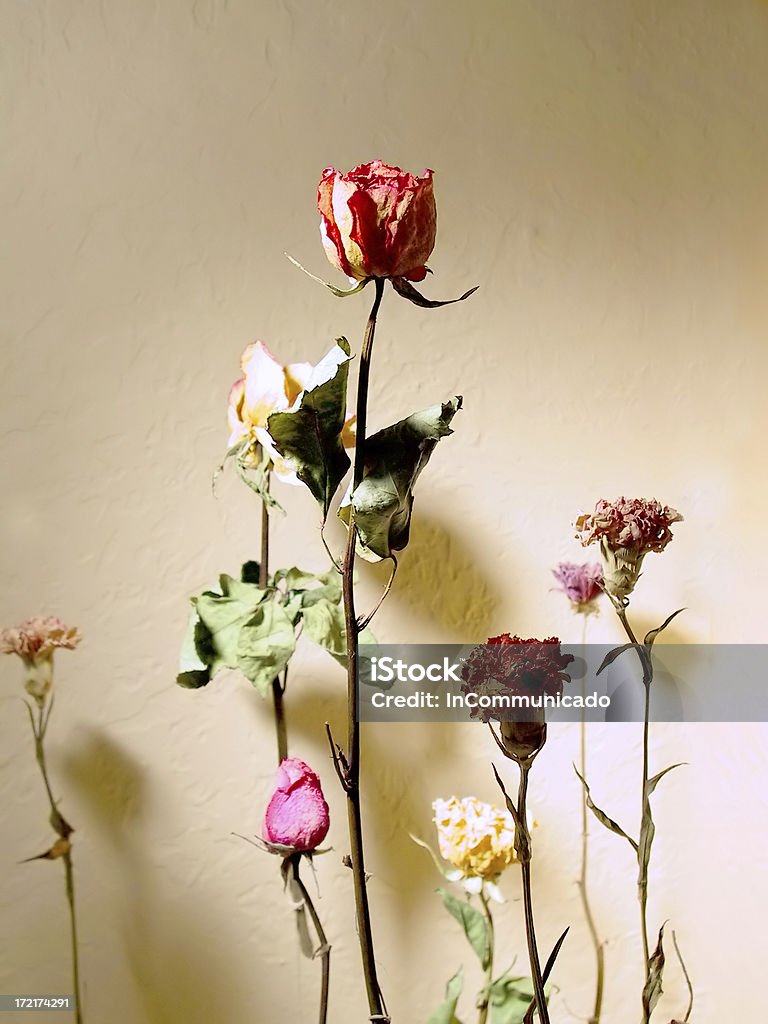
0;616;81;660
575;497;683;600
263;758;330;853
0;616;81;706
552;562;604;612
575;497;682;556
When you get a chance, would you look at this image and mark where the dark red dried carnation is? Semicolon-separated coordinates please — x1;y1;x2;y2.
460;635;574;721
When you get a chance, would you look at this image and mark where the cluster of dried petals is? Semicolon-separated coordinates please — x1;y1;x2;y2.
433;795;516;898
0;617;81;661
575;497;683;601
318;160;437;283
227;341;355;484
0;616;81;706
575;497;682;555
460;635;574;722
552;561;604;613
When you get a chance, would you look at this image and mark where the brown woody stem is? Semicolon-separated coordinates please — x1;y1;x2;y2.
259;475;288;764
516;762;550;1024
342;277;387;1021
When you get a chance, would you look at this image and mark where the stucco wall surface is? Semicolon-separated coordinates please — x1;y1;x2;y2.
2;1;767;1022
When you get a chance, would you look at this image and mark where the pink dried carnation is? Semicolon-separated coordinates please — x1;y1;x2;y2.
0;616;81;706
0;616;81;660
552;562;603;613
460;635;574;722
575;497;682;554
575;497;683;600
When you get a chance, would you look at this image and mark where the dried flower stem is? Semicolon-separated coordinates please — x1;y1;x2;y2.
516;762;550;1024
291;855;331;1024
615;604;652;1022
342;277;388;1021
477;891;495;1024
26;703;83;1024
259;475;288;764
578;617;605;1024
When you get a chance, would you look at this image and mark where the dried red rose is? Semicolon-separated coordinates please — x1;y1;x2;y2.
318;160;436;282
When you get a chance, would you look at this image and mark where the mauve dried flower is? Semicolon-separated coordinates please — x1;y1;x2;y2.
552;561;604;613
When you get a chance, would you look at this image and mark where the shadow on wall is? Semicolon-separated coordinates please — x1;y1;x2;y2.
60;728;254;1024
356;506;505;640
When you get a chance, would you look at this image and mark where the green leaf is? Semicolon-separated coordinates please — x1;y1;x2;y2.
392;277;479;308
438;888;490;969
237;600;296;696
176;608;211;689
241;560;261;584
642;924;666;1017
574;767;638;852
490;977;537;1024
193;579;267;675
267;338;352;517
595;643;637;676
427;968;465;1024
272;566;318;590
301;598;346;661
644;608;686;648
301;597;375;667
645;763;686;799
338;397;462;561
638;807;656;891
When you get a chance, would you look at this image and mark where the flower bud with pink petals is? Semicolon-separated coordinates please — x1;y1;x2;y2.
263;758;330;853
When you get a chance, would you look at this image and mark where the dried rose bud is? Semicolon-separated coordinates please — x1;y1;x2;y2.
263;758;330;853
575;497;683;601
318;160;436;282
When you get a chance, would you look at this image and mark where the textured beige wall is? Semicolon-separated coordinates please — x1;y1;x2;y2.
2;1;767;1021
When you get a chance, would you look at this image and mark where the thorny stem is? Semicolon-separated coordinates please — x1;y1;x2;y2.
578;616;605;1024
477;891;495;1024
342;277;388;1021
516;763;550;1024
291;856;331;1024
260;474;288;765
28;705;83;1024
615;603;652;1022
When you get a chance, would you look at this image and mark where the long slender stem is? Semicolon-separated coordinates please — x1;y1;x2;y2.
62;851;82;1024
259;475;288;764
578;616;604;1024
517;763;550;1024
29;707;83;1024
342;277;387;1021
615;605;652;1021
477;892;495;1024
291;857;330;1024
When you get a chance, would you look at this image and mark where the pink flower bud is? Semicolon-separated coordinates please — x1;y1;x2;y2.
263;758;330;852
318;160;437;282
